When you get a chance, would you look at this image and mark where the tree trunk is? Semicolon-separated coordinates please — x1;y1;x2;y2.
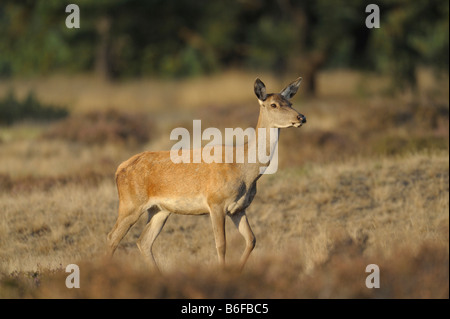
95;16;113;81
300;50;327;97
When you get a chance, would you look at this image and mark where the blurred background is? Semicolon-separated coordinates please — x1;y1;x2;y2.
0;0;448;162
0;0;448;298
0;0;448;89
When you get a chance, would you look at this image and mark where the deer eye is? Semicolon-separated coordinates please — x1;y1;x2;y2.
270;103;277;108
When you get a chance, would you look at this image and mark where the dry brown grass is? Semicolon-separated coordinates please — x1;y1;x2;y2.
0;151;447;298
0;70;448;298
2;240;447;299
0;71;278;113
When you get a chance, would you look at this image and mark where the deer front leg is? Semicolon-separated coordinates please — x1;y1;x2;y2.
230;210;255;270
209;206;226;265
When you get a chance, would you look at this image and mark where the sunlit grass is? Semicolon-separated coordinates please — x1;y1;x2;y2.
0;70;448;298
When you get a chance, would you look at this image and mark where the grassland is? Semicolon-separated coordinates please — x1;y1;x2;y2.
0;70;448;298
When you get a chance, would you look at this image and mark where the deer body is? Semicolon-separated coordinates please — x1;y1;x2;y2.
115;151;258;216
107;77;306;270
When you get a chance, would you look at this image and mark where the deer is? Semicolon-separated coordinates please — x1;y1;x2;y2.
107;77;306;271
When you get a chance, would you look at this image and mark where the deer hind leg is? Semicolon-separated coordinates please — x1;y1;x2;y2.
136;207;171;271
230;210;256;271
107;202;145;258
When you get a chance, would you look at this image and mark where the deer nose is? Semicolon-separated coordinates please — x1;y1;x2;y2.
297;114;307;124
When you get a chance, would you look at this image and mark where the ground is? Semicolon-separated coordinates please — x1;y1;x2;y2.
0;70;448;298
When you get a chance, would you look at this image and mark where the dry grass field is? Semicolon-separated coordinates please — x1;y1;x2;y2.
0;70;448;298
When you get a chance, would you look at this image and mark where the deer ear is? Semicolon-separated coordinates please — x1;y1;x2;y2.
254;78;267;101
280;77;302;100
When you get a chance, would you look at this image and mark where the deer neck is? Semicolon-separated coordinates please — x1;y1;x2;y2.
244;109;280;180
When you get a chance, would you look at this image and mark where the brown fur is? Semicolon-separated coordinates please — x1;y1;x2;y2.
107;77;305;271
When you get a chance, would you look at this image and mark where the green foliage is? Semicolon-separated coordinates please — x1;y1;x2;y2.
247;17;299;72
0;91;68;125
371;0;449;90
0;0;448;89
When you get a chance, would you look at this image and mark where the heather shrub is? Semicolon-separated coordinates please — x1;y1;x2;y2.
44;109;152;145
